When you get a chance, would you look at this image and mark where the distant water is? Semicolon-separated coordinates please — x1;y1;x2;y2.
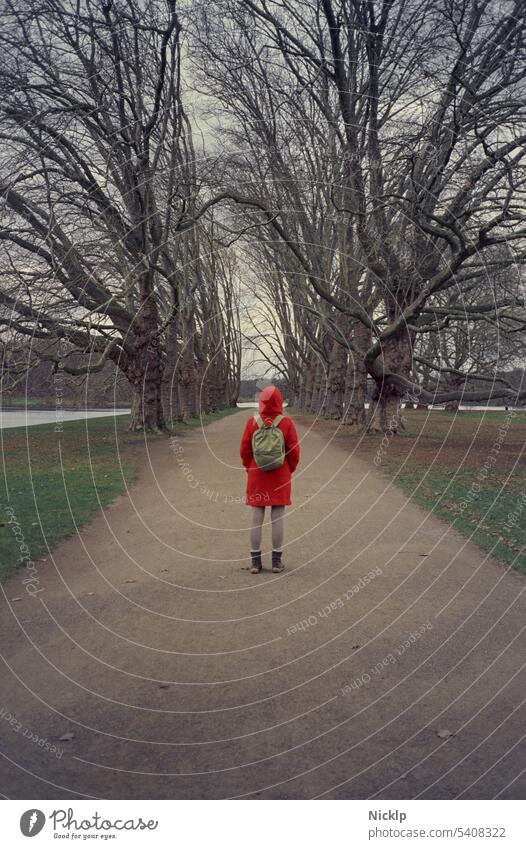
3;402;517;430
0;408;130;430
237;401;288;408
237;402;520;412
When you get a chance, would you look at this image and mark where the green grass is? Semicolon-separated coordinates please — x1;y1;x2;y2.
367;410;526;573
173;406;241;429
296;408;526;574
1;415;136;582
386;466;525;571
0;406;241;582
3;396;44;408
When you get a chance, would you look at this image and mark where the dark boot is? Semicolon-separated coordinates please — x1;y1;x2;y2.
250;551;262;574
272;550;285;573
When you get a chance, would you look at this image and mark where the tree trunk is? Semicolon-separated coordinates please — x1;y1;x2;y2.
195;356;210;415
342;323;369;425
309;359;324;413
207;356;228;412
208;382;222;412
366;330;413;434
324;338;348;419
342;355;367;425
180;377;198;418
227;371;240;407
297;373;306;410
302;353;316;410
367;388;405;434
179;337;198;419
129;377;165;431
127;297;165;431
180;378;197;417
284;362;298;410
161;315;181;427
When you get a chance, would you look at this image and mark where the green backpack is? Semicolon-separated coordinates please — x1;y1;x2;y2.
252;413;285;471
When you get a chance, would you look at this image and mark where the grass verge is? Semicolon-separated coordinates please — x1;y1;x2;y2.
0;406;241;582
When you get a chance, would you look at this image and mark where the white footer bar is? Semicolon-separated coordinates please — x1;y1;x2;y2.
3;799;523;848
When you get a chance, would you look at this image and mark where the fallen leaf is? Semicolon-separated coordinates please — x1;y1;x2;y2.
436;729;454;739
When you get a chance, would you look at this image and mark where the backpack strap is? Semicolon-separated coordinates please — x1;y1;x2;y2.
253;413;284;429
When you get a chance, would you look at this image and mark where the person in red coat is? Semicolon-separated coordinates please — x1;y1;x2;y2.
240;386;300;574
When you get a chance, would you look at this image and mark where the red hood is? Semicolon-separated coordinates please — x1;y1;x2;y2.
258;386;283;417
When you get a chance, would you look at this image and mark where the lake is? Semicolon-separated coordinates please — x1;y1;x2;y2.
0;408;130;430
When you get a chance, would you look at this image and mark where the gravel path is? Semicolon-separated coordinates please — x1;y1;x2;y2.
1;409;525;799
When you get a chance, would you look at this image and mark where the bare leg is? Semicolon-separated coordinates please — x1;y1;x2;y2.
250;506;265;552
271;505;285;551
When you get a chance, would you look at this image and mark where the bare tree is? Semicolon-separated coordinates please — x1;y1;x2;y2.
0;0;241;429
196;0;526;431
413;254;526;408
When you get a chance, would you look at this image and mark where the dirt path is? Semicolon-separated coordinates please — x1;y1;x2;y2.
1;409;525;799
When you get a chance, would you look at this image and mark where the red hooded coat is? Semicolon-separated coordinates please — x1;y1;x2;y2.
240;386;300;507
